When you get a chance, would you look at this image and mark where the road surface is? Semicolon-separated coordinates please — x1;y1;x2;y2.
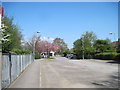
9;56;119;88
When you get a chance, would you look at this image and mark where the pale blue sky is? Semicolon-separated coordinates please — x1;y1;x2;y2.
3;2;118;48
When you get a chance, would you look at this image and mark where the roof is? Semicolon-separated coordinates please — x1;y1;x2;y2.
112;41;119;44
0;5;4;17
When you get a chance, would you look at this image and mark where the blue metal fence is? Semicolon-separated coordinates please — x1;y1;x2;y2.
1;54;34;88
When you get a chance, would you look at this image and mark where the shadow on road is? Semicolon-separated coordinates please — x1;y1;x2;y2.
106;60;120;64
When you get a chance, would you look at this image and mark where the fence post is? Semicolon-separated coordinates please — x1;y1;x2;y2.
0;49;1;88
9;53;12;83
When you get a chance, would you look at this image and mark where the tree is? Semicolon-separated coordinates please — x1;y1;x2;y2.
94;39;115;53
36;41;59;53
53;38;68;55
81;31;97;58
51;42;60;52
25;35;59;57
117;38;120;53
35;38;60;58
73;31;97;59
23;35;41;54
2;16;22;53
73;39;83;58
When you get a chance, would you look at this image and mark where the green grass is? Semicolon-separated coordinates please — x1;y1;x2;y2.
46;58;55;59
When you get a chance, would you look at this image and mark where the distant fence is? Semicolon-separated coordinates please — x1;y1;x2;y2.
1;53;34;88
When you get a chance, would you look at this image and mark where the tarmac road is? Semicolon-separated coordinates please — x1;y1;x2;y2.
9;56;119;88
40;56;119;88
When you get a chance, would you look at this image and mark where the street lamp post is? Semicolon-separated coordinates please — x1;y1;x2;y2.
81;37;84;60
47;37;50;58
109;32;116;41
109;32;116;52
33;31;40;56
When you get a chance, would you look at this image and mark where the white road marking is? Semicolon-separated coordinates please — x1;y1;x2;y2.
40;72;42;88
39;60;42;88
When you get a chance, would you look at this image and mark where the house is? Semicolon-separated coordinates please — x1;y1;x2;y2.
50;51;55;57
112;41;119;48
41;51;55;58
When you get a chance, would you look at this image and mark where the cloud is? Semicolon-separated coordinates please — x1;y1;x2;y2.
40;37;54;41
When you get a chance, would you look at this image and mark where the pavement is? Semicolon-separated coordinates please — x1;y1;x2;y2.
9;56;119;88
9;59;40;88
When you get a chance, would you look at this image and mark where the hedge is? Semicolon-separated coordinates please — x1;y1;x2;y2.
35;54;41;59
11;48;32;54
95;52;120;60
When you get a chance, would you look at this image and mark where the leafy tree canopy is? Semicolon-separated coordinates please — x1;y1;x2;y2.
73;31;97;59
2;16;22;53
94;39;115;52
53;38;68;54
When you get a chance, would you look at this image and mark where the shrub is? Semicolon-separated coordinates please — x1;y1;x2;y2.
35;54;41;59
11;48;31;54
116;53;120;60
95;52;120;60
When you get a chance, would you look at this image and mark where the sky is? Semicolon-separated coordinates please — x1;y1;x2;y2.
2;2;118;48
1;0;120;2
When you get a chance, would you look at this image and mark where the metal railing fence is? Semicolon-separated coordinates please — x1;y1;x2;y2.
1;53;34;88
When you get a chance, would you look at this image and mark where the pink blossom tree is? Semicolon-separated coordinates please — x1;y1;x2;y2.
27;35;60;57
36;40;60;55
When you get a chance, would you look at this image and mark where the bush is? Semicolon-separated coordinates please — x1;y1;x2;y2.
95;52;120;60
11;48;31;54
35;54;41;59
116;53;120;60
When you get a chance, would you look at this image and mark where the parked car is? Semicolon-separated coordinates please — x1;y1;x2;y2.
68;54;77;59
66;54;77;59
66;54;71;58
62;53;67;57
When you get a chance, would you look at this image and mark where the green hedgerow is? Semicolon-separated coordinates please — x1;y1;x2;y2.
95;52;120;60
